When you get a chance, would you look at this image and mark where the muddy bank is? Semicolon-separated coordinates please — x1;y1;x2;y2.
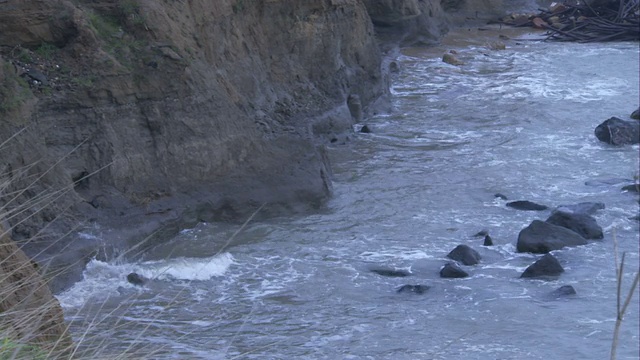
0;0;529;293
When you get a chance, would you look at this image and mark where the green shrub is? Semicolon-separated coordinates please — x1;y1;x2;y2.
35;43;58;60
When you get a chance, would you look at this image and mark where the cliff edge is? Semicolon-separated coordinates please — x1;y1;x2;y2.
0;0;457;292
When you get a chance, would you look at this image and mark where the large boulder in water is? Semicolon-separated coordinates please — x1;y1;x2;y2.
440;262;469;278
521;253;564;278
545;211;603;240
447;244;481;265
517;220;588;253
594;117;640;145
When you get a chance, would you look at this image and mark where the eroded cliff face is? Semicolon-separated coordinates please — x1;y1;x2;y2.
0;0;456;292
0;225;73;354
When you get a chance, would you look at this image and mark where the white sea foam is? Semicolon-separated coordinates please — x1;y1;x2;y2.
57;253;234;308
137;253;234;281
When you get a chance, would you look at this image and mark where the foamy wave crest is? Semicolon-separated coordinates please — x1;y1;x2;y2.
57;253;234;308
137;253;234;281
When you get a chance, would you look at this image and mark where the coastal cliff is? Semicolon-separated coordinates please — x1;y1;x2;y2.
0;0;456;293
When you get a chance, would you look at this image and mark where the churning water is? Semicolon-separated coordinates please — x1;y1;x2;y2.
58;29;640;359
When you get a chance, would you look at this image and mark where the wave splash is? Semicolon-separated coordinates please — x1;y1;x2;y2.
57;253;234;308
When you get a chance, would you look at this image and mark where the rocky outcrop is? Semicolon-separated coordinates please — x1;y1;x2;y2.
1;0;455;292
594;117;640;145
362;0;449;46
517;220;588;254
0;225;73;355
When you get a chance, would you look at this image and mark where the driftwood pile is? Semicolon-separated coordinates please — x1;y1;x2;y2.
494;0;640;42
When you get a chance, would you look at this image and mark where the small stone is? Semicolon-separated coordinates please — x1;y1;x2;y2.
506;200;548;211
127;272;146;286
442;53;464;66
472;230;488;237
551;285;576;297
371;268;410;277
494;193;508;200
360;125;371;133
483;234;493;246
396;284;430;294
631;107;640;120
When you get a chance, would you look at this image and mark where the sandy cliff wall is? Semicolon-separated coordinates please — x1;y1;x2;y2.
0;0;459;292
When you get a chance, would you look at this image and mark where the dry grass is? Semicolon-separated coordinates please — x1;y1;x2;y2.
610;231;640;360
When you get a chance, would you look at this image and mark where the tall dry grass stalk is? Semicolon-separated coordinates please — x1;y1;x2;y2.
610;231;640;360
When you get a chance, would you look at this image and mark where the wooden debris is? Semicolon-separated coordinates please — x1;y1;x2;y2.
492;0;639;42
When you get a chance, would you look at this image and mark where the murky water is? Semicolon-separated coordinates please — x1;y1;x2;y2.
58;30;640;359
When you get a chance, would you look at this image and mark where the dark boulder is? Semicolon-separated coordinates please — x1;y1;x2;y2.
545;211;603;240
440;262;469;278
360;125;371;133
551;285;577;297
594;117;640;145
371;268;410;277
521;253;564;278
631;107;639;120
127;272;147;286
517;220;588;253
506;200;548;211
22;67;49;86
447;244;481;265
622;184;639;193
396;284;430;294
553;202;605;216
483;234;494;246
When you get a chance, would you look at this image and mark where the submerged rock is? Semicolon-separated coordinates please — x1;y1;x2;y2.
506;200;548;211
483;234;494;246
371;268;410;277
494;193;508;200
442;53;464;66
447;244;481;265
396;284;430;294
440;262;469;278
127;272;147;286
545;211;603;240
551;285;577;297
360;124;372;133
517;220;588;253
594;117;640;145
553;202;605;216
473;229;488;237
622;184;639;193
521;254;564;278
631;107;639;120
